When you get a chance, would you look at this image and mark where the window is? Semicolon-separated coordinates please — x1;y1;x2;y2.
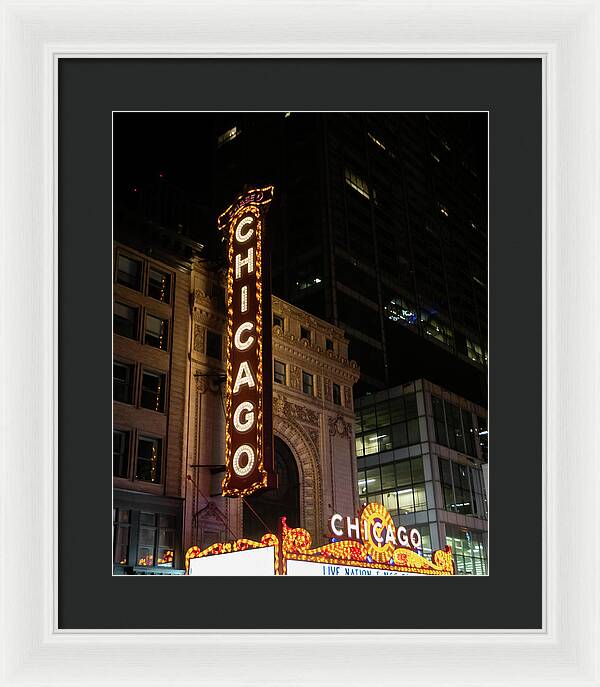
113;430;129;478
358;457;428;515
467;338;485;364
273;314;284;330
114;302;138;339
345;168;370;199
113;361;134;403
274;360;286;385
326;338;334;352
300;326;311;342
217;126;241;147
432;395;477;457
332;383;341;405
113;509;131;566
446;524;487;575
136;436;162;483
438;457;487;518
116;254;142;290
140;371;166;412
137;512;176;568
206;330;222;360
145;314;169;350
147;267;171;303
302;371;313;396
477;416;488;462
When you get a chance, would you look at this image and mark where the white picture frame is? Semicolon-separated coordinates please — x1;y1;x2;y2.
1;1;598;685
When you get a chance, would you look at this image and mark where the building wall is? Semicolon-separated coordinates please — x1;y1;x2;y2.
113;242;192;570
183;265;360;553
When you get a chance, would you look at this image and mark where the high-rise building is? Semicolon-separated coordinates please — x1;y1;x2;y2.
205;113;487;402
355;379;488;575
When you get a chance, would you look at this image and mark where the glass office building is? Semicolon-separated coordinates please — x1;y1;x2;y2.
355;379;488;575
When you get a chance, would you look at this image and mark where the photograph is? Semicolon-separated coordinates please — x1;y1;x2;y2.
112;112;488;577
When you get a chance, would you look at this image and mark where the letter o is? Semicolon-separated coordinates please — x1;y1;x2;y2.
232;445;255;477
409;528;422;549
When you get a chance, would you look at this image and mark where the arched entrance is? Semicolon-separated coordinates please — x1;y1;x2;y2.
243;436;300;541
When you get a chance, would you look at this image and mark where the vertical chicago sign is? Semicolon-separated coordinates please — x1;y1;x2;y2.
218;186;277;497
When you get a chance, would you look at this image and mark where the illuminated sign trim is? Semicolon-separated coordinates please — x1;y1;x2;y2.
220;187;276;498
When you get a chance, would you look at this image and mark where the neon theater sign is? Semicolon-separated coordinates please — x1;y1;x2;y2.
218;186;277;497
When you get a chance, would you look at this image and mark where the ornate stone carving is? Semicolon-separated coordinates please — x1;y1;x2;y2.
328;414;352;438
324;377;332;402
344;385;352;408
193;324;205;353
273;395;320;428
315;375;323;400
289;365;301;390
193;289;212;308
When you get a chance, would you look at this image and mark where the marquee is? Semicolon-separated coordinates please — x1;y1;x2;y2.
186;504;454;576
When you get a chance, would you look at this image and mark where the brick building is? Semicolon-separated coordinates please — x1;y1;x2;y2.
113;241;360;573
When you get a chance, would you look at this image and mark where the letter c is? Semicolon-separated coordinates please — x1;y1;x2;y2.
330;514;344;537
234;322;255;351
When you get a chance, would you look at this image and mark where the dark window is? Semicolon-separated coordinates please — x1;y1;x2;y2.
333;383;341;405
136;436;162;483
113;361;134;403
326;338;334;351
113;508;131;566
302;371;314;396
137;512;176;568
273;314;284;330
477;416;488;462
113;430;129;478
116;254;142;290
145;314;169;350
438;456;487;518
147;267;171;303
274;360;286;384
140;371;166;412
206;330;222;360
300;326;311;342
114;302;138;339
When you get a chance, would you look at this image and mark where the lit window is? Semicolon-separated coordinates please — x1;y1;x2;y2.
368;132;386;151
439;205;449;217
302;371;314;396
113;509;130;566
147;267;171;303
284;112;292;118
274;360;286;385
140;371;166;412
113;361;134;404
136;436;162;483
145;315;169;350
421;313;453;347
217;126;241;147
385;297;417;325
345;168;370;199
431;153;440;163
116;254;142;291
333;383;341;405
136;513;176;568
206;330;222;360
296;276;322;290
114;302;138;340
467;339;485;364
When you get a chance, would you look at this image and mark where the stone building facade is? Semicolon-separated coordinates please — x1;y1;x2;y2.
184;264;360;554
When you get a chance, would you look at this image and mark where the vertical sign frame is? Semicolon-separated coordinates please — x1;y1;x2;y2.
218;186;276;498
